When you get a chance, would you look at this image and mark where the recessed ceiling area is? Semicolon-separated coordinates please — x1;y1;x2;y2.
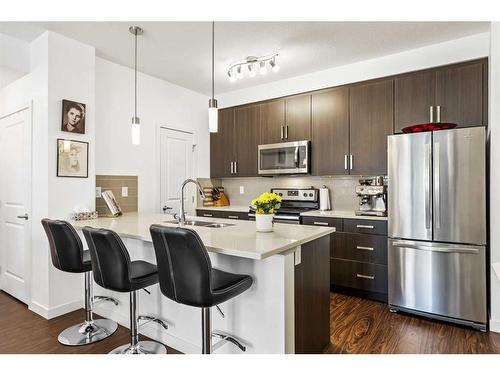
0;21;490;95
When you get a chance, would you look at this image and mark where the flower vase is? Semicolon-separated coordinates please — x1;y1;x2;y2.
255;214;274;232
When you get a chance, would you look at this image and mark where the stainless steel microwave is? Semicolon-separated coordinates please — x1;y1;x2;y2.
258;140;310;175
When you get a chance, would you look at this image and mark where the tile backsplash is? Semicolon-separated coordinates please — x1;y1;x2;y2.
199;176;368;211
96;175;138;216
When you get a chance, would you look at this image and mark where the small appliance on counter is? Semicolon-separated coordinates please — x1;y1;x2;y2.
248;188;319;224
355;176;387;217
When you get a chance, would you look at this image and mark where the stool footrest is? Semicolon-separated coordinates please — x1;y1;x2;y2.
93;295;119;306
138;315;169;331
212;331;247;352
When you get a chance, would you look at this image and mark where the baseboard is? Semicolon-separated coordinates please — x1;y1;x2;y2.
490;319;500;333
94;304;199;354
29;299;83;320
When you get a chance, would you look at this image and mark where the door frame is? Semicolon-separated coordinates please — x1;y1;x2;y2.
0;102;33;304
156;125;196;214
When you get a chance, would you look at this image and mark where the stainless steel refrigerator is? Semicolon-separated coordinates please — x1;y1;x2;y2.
387;127;487;331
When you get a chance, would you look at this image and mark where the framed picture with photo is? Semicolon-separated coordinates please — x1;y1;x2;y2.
61;99;86;134
57;139;89;178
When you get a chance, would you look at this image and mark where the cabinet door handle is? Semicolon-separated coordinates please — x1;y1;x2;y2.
228;215;239;219
280;125;284;140
430;106;434;123
349;154;353;170
356;224;374;229
436;105;441;123
203;213;213;217
313;221;330;226
356;273;375;280
285;125;289;139
356;246;374;251
344;155;348;171
234;161;238;174
230;162;233;174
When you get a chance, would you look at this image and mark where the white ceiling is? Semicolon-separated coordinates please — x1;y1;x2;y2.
0;21;490;95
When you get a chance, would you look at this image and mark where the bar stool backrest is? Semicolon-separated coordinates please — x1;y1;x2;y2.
41;219;86;273
82;226;132;292
150;225;213;307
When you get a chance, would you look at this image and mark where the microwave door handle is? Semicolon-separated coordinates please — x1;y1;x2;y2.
294;146;299;167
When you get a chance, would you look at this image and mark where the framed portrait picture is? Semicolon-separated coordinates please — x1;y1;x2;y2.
61;99;86;134
57;139;89;178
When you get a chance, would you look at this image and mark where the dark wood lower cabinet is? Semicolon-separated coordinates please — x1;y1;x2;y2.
331;258;388;294
302;216;388;303
295;235;331;354
195;209;248;220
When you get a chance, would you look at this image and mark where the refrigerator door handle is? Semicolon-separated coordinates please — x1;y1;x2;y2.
391;242;479;254
425;142;431;230
434;142;441;229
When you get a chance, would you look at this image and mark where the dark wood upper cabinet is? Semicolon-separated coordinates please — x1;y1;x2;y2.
234;104;261;177
210;108;234;178
211;59;487;179
285;94;311;142
394;70;435;133
349;79;394;176
260;99;285;144
394;59;487;133
435;61;485;127
311;87;349;176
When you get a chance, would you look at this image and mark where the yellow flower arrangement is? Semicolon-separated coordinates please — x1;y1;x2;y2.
250;192;282;215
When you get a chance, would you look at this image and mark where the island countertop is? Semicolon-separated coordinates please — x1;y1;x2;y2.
72;212;335;260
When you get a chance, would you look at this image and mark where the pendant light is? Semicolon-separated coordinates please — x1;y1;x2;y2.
129;26;143;145
208;21;218;133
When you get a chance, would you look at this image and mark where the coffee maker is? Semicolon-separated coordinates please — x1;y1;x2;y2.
355;176;387;217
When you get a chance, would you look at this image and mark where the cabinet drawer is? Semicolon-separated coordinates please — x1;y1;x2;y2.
331;258;387;294
196;210;223;218
343;219;387;235
219;211;248;220
301;216;342;230
333;233;387;265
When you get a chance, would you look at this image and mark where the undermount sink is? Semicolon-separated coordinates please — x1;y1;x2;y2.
162;220;235;228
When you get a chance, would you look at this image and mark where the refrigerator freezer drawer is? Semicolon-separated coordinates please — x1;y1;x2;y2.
388;239;486;325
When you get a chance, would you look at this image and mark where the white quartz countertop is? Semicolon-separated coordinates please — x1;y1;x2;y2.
72;212;334;260
196;205;250;213
300;210;388;221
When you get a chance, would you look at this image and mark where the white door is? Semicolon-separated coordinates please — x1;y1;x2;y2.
160;128;194;216
0;107;32;304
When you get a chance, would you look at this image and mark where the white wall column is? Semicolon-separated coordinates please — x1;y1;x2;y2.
489;22;500;332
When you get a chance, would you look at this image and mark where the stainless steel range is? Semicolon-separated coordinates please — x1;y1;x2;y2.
248;188;319;224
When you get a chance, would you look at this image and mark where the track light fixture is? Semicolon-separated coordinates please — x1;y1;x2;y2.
227;54;279;81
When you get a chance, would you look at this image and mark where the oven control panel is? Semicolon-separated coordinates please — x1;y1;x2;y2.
271;188;318;202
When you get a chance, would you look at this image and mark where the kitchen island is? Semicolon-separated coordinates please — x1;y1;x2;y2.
72;212;334;354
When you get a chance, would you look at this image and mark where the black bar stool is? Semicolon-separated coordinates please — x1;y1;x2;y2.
150;225;253;354
41;219;118;346
82;226;167;354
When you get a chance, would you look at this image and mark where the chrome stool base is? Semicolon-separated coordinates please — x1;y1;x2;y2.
58;318;118;346
110;341;167;354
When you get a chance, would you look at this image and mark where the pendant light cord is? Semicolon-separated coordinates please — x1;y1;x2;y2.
134;29;138;118
211;21;215;100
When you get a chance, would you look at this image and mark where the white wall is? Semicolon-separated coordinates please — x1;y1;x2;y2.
489;23;500;332
94;58;209;213
0;31;96;318
218;33;489;108
0;33;30;87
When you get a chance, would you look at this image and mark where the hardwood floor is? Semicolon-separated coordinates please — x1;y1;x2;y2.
1;290;500;354
0;291;180;354
325;293;500;354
